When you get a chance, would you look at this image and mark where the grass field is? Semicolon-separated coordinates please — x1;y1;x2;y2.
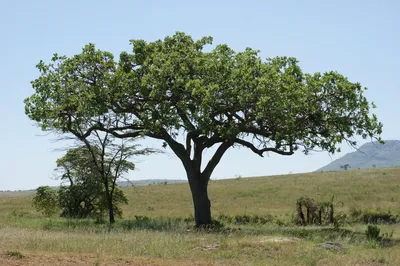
1;168;400;265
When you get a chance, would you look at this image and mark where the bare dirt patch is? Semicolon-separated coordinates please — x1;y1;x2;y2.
258;237;302;243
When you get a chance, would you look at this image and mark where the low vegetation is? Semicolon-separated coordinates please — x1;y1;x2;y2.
1;167;399;265
5;250;24;259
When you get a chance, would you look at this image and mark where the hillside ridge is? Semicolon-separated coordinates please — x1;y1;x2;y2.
316;139;400;172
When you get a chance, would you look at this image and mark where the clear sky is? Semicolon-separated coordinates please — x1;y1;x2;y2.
1;0;399;191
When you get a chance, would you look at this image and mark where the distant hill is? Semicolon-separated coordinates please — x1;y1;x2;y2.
0;179;187;194
117;179;186;187
316;140;400;172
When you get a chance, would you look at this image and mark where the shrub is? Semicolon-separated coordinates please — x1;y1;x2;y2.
32;186;59;217
295;196;345;226
362;212;398;224
58;185;127;222
194;219;226;232
349;207;399;224
365;225;381;241
6;250;24;259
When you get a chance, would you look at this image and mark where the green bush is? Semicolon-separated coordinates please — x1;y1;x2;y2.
362;212;398;224
58;185;127;221
365;225;381;241
6;250;24;259
32;186;59;217
349;207;398;224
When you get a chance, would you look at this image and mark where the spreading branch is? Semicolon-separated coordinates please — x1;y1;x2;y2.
234;138;294;157
202;140;233;180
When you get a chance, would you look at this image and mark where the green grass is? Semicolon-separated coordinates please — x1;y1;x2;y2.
1;167;400;265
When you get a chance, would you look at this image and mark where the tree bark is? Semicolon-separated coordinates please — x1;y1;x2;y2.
188;173;211;226
108;199;115;224
107;196;115;224
160;130;232;227
104;185;115;224
184;141;232;226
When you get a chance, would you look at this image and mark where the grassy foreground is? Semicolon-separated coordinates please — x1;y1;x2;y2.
1;168;400;265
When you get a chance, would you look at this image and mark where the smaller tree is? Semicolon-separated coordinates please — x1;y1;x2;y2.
55;132;157;223
32;186;59;217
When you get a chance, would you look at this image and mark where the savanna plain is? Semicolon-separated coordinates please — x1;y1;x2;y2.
1;168;400;265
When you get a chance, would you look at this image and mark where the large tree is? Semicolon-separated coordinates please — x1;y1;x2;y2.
25;32;382;226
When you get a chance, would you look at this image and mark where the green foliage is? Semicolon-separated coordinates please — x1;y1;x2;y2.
56;147;105;219
365;225;381;241
349;207;399;224
58;185;101;219
6;250;24;259
55;145;130;222
32;186;59;217
361;211;398;224
193;219;227;232
25;32;382;156
25;32;383;225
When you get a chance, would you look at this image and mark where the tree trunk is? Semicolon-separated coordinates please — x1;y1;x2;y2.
188;173;211;226
165;136;231;227
104;185;115;224
107;197;115;224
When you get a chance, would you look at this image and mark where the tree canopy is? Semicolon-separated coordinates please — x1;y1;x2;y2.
25;32;383;225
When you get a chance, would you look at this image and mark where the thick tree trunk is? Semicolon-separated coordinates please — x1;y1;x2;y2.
164;134;232;227
188;173;211;226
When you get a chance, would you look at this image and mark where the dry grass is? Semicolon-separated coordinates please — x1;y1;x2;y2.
120;168;400;219
0;227;399;265
1;167;400;265
2;168;399;219
0;251;216;266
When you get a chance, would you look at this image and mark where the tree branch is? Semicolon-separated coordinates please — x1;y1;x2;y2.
202;140;233;180
154;128;191;168
203;134;224;148
186;133;192;158
234;138;294;157
176;106;196;131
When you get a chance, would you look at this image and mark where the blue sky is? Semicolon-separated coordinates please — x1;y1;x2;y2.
1;0;399;191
